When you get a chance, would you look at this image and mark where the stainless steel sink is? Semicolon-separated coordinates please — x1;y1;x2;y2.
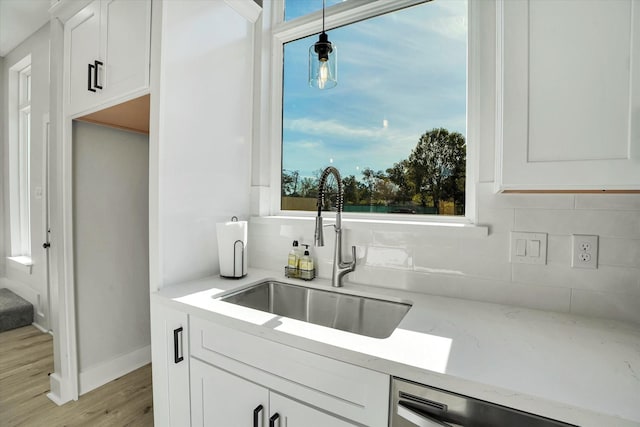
218;280;411;339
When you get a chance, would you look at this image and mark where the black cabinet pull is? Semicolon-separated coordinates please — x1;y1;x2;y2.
173;326;183;363
94;60;103;89
253;404;263;427
88;63;96;92
269;413;280;427
42;242;50;249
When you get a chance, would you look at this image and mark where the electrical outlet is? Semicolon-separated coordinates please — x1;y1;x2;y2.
571;235;598;269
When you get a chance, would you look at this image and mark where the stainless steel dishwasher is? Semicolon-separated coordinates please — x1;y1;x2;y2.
390;377;578;427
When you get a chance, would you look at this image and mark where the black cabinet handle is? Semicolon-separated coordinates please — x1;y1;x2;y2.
88;63;96;92
173;326;183;363
94;60;103;89
269;413;280;427
253;404;263;427
42;242;50;249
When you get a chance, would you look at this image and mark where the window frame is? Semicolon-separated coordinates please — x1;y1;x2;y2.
264;0;480;225
8;57;33;258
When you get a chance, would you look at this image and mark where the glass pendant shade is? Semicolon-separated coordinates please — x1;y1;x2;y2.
309;32;337;90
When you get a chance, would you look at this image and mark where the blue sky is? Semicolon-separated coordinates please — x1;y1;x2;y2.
282;0;467;180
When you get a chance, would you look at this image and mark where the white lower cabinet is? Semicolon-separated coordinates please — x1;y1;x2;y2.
191;358;356;427
150;302;191;427
150;303;390;427
189;316;390;427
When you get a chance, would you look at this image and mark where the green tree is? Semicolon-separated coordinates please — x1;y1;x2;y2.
361;168;385;205
299;177;318;198
386;160;413;204
342;175;360;205
408;128;465;214
281;170;300;196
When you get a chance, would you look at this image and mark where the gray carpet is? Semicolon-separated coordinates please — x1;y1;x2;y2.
0;288;33;333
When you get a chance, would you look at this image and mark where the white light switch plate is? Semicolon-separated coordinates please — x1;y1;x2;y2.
510;232;547;264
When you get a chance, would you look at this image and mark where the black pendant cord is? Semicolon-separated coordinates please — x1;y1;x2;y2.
322;0;326;33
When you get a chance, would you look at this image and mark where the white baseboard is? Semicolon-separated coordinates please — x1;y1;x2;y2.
32;322;48;333
78;345;151;395
47;373;73;406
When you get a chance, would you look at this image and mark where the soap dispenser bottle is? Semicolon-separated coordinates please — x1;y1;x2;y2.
288;240;300;271
299;244;314;279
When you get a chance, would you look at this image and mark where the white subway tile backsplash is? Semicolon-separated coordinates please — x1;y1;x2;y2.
546;235;571;264
477;207;514;234
514;209;640;238
249;190;640;326
512;263;640;295
371;230;420;248
598;237;640;268
414;234;512;282
575;194;640;211
358;269;571;313
364;246;413;270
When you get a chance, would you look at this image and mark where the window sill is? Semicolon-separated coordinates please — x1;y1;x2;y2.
7;256;33;275
252;215;489;238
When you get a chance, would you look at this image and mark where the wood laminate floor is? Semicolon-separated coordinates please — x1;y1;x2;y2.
0;326;154;426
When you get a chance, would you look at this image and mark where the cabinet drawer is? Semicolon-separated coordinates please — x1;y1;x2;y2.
190;316;389;427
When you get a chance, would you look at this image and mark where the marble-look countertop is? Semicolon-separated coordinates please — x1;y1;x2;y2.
153;268;640;427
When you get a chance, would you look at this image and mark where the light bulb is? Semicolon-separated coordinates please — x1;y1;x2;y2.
318;61;329;89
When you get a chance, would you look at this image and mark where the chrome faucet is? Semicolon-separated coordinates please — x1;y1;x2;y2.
314;166;356;287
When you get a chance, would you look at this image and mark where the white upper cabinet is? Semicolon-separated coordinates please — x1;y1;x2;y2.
65;0;101;116
496;0;640;191
64;0;151;116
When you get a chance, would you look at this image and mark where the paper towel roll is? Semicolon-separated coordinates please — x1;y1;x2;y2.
216;219;248;278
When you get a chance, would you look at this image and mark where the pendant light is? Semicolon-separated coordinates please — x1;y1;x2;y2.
309;0;337;90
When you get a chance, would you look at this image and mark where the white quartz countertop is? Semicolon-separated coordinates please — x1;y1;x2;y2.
153;269;640;427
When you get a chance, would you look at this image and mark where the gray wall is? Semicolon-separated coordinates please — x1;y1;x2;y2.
73;121;150;371
1;24;50;327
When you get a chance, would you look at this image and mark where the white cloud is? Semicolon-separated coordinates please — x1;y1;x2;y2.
284;117;385;139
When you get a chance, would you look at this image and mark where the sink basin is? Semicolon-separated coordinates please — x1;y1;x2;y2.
218;280;411;339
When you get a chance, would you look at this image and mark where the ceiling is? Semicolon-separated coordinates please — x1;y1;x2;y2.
0;0;50;57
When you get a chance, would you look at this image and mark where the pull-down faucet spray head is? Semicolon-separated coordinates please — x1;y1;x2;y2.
314;215;324;247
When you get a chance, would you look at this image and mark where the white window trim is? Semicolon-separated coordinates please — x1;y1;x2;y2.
8;55;33;260
259;0;483;230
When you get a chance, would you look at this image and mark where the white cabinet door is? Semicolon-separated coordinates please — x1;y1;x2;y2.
100;0;151;104
65;0;150;116
190;358;269;427
150;302;191;427
189;358;357;427
64;0;101;116
269;392;357;427
497;0;640;191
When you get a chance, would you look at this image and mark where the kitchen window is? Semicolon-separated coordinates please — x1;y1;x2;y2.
275;0;469;218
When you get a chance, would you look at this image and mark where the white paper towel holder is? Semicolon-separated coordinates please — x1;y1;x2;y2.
220;216;247;279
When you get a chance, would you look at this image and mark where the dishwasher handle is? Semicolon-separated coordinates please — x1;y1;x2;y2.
398;403;453;427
